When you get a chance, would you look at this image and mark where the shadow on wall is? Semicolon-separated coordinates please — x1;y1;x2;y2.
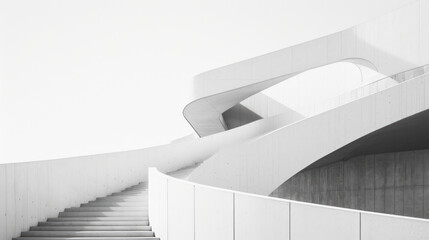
222;104;262;130
271;110;429;219
271;149;429;219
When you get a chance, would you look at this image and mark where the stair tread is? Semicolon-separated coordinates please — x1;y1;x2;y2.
50;217;149;221
91;198;148;202
39;221;149;226
14;237;159;240
21;231;154;237
66;207;147;212
58;212;148;217
81;202;144;207
31;226;151;231
17;181;155;240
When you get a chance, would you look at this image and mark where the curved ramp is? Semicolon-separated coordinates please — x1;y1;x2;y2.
185;0;429;137
188;72;429;195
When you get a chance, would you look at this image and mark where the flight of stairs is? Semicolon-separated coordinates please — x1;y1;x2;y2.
14;182;159;240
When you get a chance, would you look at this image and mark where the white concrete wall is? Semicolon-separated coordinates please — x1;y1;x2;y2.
235;192;290;240
186;0;429;136
0;112;299;240
167;180;194;240
195;186;233;240
189;73;429;196
0;70;333;240
291;203;360;240
149;168;429;240
361;212;429;240
4;3;429;239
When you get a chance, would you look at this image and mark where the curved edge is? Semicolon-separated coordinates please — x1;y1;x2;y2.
184;57;379;137
149;167;429;240
185;1;429;137
188;72;429;196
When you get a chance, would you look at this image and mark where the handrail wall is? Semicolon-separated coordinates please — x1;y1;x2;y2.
149;167;429;240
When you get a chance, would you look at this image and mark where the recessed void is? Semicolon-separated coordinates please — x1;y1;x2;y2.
222;104;262;130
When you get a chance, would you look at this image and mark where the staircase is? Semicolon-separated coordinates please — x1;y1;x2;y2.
14;182;159;240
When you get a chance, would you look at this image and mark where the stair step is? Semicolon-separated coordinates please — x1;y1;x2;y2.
110;192;147;196
30;226;151;231
15;181;156;240
59;212;148;217
123;187;147;191
97;196;147;200
107;194;146;198
39;221;149;226
49;217;149;221
93;197;147;202
122;189;147;193
81;202;144;207
21;231;154;237
14;238;159;240
65;207;148;212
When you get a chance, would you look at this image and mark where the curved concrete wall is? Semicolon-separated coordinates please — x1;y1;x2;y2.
185;0;429;136
188;73;429;195
4;2;429;239
149;167;429;240
271;149;429;219
0;115;298;240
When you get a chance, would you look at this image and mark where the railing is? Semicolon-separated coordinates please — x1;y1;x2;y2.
149;168;429;240
302;64;429;116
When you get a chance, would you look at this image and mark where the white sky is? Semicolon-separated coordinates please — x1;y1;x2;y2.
0;0;416;163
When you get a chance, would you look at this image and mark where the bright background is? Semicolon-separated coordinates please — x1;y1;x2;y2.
0;0;416;163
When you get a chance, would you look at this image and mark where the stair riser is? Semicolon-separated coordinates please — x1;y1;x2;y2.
123;188;147;192
65;207;147;212
14;238;159;240
97;196;148;200
49;217;149;221
21;231;154;237
16;181;156;240
120;189;147;192
81;202;144;207
39;221;149;226
30;226;151;231
125;186;147;189
109;193;147;197
59;212;148;217
93;198;147;202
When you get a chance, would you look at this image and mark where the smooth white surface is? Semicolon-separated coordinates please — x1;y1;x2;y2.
189;74;429;195
291;203;360;240
167;180;194;240
195;186;233;240
361;213;429;240
185;1;426;136
2;1;429;239
0;91;315;240
149;168;429;240
149;169;168;240
235;192;290;240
